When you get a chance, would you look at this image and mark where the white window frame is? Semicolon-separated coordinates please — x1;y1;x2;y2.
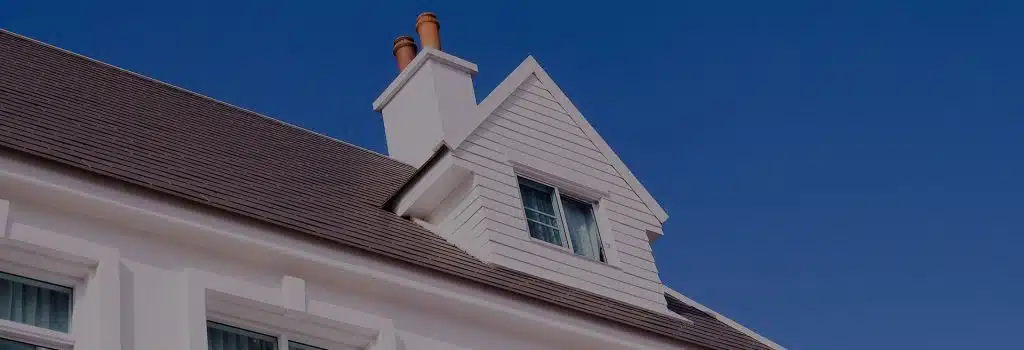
0;198;123;350
205;319;326;350
0;246;81;350
0;270;76;350
183;268;397;350
516;176;605;262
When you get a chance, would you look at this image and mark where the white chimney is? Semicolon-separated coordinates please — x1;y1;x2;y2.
373;13;478;167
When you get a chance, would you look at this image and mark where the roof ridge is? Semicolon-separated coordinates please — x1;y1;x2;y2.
0;28;407;170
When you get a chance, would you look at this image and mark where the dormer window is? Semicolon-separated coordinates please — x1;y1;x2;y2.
517;177;605;262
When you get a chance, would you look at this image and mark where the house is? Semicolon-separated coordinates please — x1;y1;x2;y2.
0;12;782;350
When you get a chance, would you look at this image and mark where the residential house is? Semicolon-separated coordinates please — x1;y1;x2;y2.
0;12;782;350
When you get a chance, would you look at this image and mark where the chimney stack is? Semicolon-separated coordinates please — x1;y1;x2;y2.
416;12;441;50
393;36;417;71
374;12;478;167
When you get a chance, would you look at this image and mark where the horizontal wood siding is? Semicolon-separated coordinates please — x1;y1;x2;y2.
445;73;668;311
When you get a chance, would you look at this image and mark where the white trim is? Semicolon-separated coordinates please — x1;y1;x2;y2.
0;319;75;350
515;175;610;264
0;152;679;350
372;48;479;111
458;56;669;224
0;197;123;350
182;269;395;350
0;199;9;239
665;287;786;350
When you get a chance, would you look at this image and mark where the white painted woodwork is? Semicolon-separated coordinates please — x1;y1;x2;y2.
398;56;676;315
0;152;693;350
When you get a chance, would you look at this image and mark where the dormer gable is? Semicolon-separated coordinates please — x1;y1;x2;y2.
376;16;676;317
383;57;675;316
459;56;668;226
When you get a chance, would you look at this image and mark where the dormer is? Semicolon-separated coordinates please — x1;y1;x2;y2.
377;13;673;316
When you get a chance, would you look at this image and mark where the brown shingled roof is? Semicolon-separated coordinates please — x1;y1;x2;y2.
0;29;772;350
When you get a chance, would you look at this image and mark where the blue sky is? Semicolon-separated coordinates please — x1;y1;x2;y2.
3;1;1022;349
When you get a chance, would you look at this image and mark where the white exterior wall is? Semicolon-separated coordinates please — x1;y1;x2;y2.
0;152;689;350
445;74;669;314
377;49;479;168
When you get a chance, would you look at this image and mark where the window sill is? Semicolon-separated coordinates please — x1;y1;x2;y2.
527;237;620;270
0;319;74;350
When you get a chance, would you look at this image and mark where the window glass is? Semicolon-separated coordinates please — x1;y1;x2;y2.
288;342;325;350
1;337;52;350
561;196;604;261
517;178;564;246
0;272;72;332
207;322;277;350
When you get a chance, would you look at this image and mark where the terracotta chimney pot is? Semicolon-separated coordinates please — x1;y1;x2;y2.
416;12;441;50
393;35;417;71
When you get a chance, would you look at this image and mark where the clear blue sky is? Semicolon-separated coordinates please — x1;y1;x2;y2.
3;1;1022;349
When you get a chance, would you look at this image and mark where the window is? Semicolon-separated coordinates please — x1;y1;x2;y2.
1;337;54;350
0;272;72;333
517;177;605;262
207;322;325;350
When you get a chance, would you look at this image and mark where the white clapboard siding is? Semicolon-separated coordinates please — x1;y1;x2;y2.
487;229;663;300
435;71;670;312
499;104;583;137
474;120;657;219
487;232;664;297
615;237;657;263
474;124;619;178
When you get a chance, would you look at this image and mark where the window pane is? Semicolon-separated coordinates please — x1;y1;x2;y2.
0;337;48;350
207;322;278;350
0;272;72;332
518;178;563;246
288;341;326;350
560;196;604;261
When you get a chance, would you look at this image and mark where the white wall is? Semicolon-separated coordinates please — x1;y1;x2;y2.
444;73;669;314
0;152;689;350
377;49;478;168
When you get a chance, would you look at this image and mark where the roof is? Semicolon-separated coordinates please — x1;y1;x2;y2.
666;288;786;350
465;55;669;224
0;29;771;350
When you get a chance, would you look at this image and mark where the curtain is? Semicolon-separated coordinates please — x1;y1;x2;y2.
561;197;603;261
207;322;278;350
518;179;564;246
0;272;72;333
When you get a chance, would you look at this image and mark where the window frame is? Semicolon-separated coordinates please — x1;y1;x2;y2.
187;269;396;350
516;176;606;262
0;270;76;350
0;246;84;350
206;307;334;350
205;320;326;350
0;271;75;333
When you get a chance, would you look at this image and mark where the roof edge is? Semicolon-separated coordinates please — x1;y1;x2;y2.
456;55;669;223
382;143;451;211
665;287;787;350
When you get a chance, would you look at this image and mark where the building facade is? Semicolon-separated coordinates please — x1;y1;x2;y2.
0;13;781;350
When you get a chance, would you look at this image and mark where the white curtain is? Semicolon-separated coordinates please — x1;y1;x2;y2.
561;198;603;261
0;272;72;333
207;322;278;350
